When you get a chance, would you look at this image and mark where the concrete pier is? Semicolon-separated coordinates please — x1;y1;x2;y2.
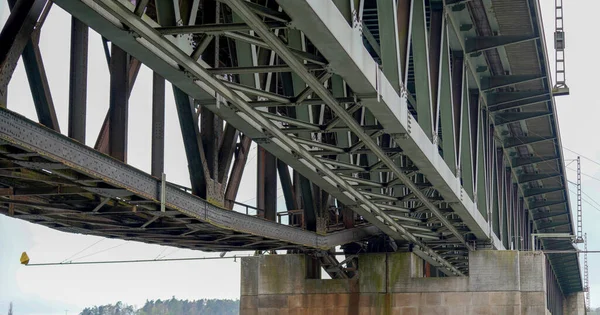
240;251;585;314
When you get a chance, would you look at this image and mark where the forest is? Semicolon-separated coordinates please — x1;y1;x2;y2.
78;298;239;315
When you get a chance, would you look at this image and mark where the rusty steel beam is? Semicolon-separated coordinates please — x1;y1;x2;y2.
107;44;128;162
224;135;251;209
217;123;238;184
1;0;47;106
201;107;221;181
94;57;142;153
151;72;165;177
22;37;59;131
257;145;277;221
68;17;88;142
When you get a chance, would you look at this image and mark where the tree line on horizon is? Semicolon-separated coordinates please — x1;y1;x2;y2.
77;298;239;315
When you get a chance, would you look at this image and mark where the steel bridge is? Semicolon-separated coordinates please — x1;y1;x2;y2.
0;0;583;310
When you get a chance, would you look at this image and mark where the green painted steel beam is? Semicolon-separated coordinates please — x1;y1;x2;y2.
481;74;545;91
438;25;457;174
377;0;400;92
503;136;554;148
538;221;570;230
460;80;475;200
523;187;565;198
512;155;558;167
518;172;562;184
529;199;567;210
486;90;550;106
465;35;538;54
493;111;551;125
533;211;569;221
411;0;434;139
488;95;552;112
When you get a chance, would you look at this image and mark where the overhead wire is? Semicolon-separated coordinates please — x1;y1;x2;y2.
24;254;253;267
563;147;600;168
67;243;127;262
60;238;105;263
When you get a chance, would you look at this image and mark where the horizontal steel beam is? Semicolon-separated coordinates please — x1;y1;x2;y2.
493;111;551;125
481;74;545;91
503;136;554;148
519;172;562;184
512;155;558;167
523;187;565;198
208;64;323;75
486;90;550;106
533;211;569;221
465;35;538;54
528;199;567;210
155;21;286;34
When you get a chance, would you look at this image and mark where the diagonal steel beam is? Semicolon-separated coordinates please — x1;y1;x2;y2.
22;38;60;131
1;0;47;106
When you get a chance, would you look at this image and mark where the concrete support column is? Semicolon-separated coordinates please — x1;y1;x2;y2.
564;292;586;314
240;251;577;314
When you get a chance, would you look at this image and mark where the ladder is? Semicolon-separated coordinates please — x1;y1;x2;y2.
553;0;569;96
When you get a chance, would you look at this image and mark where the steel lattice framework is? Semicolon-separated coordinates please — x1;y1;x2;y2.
0;0;583;296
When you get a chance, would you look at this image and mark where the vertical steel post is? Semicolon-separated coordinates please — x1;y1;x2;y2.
107;44;128;162
68;17;88;142
257;145;277;221
151;72;165;177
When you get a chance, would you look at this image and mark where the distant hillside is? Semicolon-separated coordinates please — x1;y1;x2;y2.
79;298;239;315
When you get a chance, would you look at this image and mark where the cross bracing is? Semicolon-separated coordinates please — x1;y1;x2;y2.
0;0;582;295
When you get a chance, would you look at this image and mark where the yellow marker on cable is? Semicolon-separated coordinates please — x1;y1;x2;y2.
20;252;30;265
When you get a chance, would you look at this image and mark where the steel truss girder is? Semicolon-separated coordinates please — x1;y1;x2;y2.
276;0;500;249
53;0;453;264
223;0;467;275
0;108;379;249
445;5;574;266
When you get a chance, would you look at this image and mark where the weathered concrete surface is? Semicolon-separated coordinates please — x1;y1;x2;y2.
564;291;586;314
240;251;584;315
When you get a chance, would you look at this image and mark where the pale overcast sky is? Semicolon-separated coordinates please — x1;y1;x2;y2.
1;1;599;314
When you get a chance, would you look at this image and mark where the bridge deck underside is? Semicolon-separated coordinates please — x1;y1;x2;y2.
0;0;582;293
